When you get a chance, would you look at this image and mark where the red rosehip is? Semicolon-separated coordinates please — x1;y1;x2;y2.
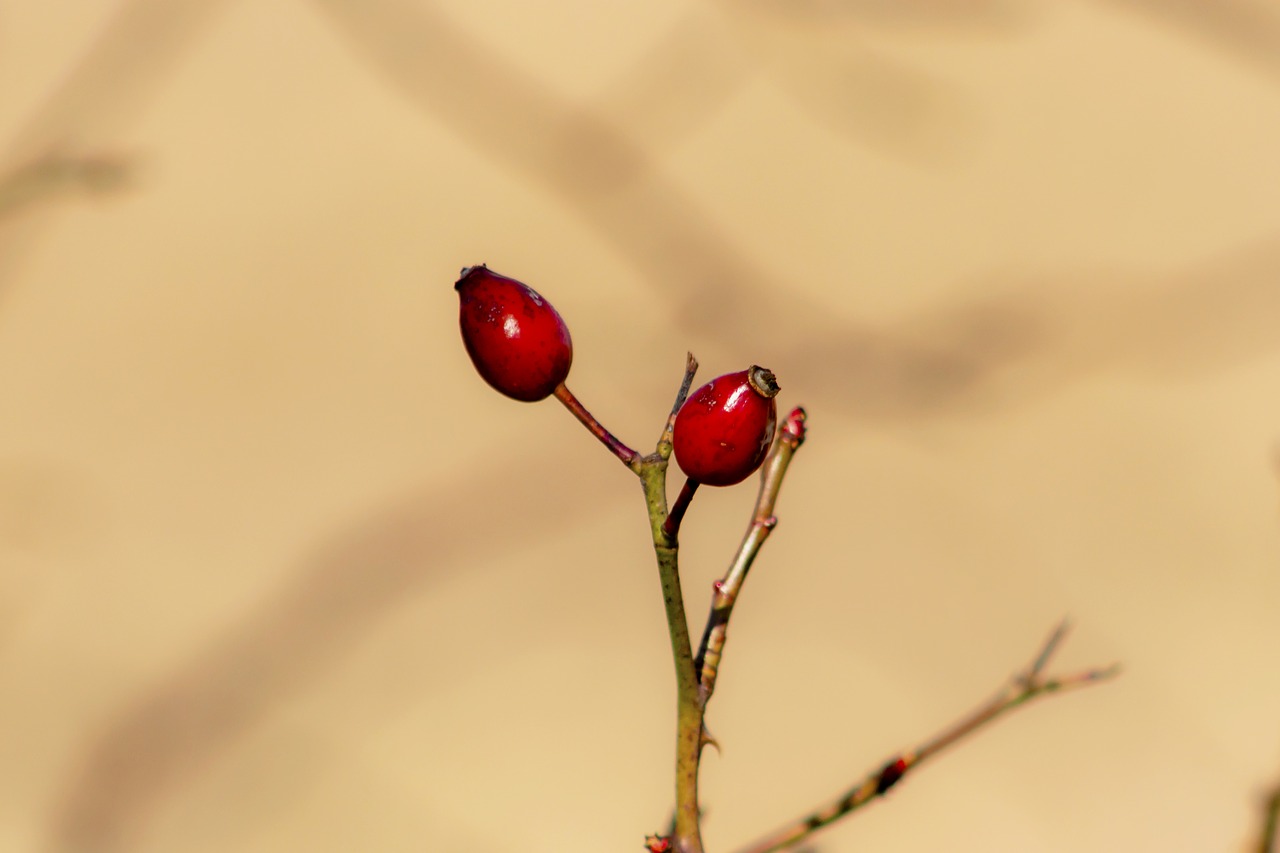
673;366;780;486
455;265;573;402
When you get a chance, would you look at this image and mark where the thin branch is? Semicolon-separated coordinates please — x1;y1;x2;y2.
695;406;807;704
659;352;700;461
551;352;698;475
733;619;1119;853
552;382;640;469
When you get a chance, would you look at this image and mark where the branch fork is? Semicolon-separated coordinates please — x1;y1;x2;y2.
546;353;1116;853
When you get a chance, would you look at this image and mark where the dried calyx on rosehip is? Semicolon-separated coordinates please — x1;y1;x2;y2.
673;365;780;487
455;264;572;402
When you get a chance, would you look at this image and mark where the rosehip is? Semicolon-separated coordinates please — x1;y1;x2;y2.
673;366;780;487
455;264;572;402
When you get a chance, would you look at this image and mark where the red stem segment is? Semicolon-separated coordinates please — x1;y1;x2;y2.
553;383;639;467
662;477;700;544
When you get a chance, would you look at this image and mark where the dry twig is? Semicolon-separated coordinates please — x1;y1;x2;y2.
733;620;1119;853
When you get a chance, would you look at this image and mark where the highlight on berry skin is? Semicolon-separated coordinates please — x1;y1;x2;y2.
455;264;573;402
672;365;780;487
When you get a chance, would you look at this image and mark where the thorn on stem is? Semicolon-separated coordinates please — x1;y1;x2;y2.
700;723;721;755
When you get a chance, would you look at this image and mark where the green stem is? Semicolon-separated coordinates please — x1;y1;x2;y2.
641;461;704;853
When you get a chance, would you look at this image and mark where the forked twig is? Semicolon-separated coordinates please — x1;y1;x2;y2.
650;404;808;852
733;619;1119;853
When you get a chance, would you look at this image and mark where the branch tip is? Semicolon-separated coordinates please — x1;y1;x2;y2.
781;406;807;446
658;352;700;454
1027;617;1072;680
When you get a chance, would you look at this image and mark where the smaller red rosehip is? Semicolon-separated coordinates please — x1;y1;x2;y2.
455;265;573;402
673;365;780;487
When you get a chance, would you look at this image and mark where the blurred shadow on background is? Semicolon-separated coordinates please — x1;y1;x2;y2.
734;0;1029;30
1096;0;1280;78
0;0;228;303
590;14;750;154
48;451;620;853
1109;237;1280;378
10;0;1272;431
782;235;1280;422
314;1;1280;425
309;0;974;359
308;0;774;350
0;151;132;223
765;42;976;163
720;1;1000;163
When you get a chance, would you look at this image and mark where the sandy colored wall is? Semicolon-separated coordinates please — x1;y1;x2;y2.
2;1;1279;851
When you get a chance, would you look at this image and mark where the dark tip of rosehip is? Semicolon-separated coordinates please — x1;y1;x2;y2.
747;365;780;398
455;264;487;287
672;366;780;487
455;265;573;402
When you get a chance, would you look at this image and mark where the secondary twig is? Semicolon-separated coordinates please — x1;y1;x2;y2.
695;406;807;705
659;352;700;461
733;619;1119;853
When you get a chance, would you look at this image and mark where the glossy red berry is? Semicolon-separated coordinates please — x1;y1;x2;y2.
673;366;780;487
455;265;572;402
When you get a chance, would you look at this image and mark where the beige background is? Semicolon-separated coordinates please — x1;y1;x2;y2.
2;1;1280;851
